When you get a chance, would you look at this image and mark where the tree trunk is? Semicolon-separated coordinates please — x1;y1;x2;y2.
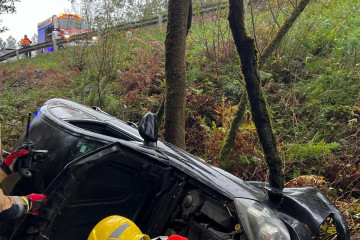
157;3;192;128
219;92;247;163
219;0;310;165
259;0;311;68
228;0;284;189
164;0;191;149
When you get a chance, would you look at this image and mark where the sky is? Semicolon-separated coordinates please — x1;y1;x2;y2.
0;0;74;42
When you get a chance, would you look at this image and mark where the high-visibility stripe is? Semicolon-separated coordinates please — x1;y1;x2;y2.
108;223;130;239
12;196;26;219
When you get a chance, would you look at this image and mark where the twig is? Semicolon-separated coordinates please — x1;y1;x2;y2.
249;0;260;54
268;0;280;28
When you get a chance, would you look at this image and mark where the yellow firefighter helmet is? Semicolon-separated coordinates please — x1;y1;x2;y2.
88;215;150;240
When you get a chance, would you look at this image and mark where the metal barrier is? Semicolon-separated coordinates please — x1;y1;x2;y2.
0;34;90;62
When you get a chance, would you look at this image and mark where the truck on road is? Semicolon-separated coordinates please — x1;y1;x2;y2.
37;13;89;53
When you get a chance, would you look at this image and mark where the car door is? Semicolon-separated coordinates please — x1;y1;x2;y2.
10;142;177;240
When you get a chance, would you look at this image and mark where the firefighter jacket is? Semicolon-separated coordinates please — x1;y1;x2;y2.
0;168;29;221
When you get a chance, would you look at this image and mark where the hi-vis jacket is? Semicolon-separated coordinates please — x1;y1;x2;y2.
21;38;31;45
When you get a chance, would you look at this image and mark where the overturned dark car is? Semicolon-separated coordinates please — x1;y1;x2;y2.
1;98;350;240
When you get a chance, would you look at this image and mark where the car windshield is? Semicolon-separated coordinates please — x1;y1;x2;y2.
59;18;88;30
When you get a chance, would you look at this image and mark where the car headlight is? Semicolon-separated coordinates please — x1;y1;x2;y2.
64;34;71;39
234;198;290;240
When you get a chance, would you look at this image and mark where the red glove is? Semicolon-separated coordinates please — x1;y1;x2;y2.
167;236;188;240
1;149;29;174
26;193;47;215
4;149;29;167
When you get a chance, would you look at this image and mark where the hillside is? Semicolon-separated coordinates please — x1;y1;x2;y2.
0;1;360;237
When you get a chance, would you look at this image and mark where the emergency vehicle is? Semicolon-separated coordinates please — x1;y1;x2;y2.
37;14;89;53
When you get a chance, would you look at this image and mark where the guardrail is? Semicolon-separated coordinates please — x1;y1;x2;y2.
0;41;57;62
0;33;92;62
0;3;228;63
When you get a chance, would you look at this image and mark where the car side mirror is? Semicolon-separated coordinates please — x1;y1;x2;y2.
138;113;158;146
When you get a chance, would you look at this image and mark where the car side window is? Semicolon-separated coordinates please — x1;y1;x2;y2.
71;138;106;160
